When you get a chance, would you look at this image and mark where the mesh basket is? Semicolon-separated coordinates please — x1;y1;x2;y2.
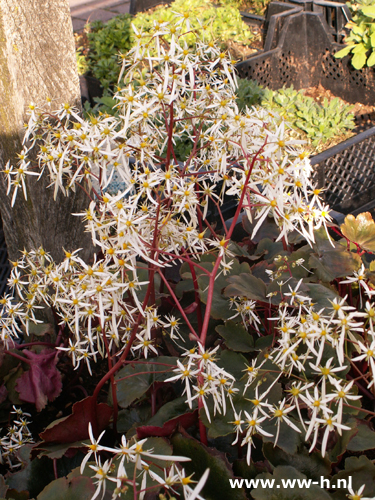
311;127;375;214
236;0;375;105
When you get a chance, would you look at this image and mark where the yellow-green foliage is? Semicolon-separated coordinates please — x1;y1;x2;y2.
133;0;254;47
335;0;375;69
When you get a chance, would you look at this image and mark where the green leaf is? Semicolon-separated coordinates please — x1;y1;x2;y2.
361;5;375;17
352;25;366;36
368;49;375;65
256;238;285;262
27;322;54;337
262;442;331;480
3;364;23;405
327;417;358;463
145;397;191;428
199;403;234;438
224;273;267;302
352;50;367;69
115;356;178;408
242;214;280;242
309;250;361;281
347;421;375;451
352;41;367;53
31;440;86;460
261;419;302;455
304;283;341;311
335;45;354;59
37;466;95;500
117;406;151;434
251;466;332;499
216;349;248;380
340;212;375;252
216;321;255;352
331;456;375;500
6;445;55;497
171;431;247;500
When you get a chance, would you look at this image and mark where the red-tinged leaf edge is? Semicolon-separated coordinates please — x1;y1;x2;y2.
32;396;112;459
136;410;198;439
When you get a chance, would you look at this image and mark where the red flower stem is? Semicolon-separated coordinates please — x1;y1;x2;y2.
151;388;156;417
154;250;211;276
199;148;261;347
347;374;373;399
13;341;56;349
55;324;65;347
196;147;263;442
116;368;172;383
101;326;118;434
158;270;200;342
185;255;203;334
121;360;175;367
344;403;375;416
91;202;162;435
4;351;32;365
53;458;58;479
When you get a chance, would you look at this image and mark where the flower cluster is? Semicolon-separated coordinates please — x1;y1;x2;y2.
81;423;208;500
2;8;372;500
223;265;375;463
0;407;33;469
2;13;331;358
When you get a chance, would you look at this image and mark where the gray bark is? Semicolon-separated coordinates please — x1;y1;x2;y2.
0;0;93;263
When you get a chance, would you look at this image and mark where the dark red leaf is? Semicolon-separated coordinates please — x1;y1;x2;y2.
15;349;62;411
136;410;197;439
0;383;8;404
39;396;112;445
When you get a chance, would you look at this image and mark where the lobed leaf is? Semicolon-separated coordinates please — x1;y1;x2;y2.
216;321;255;352
340;212;375;252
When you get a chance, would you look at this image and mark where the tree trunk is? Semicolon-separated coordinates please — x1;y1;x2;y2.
0;0;93;263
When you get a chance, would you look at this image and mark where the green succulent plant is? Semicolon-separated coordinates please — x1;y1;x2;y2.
335;0;375;69
236;80;355;148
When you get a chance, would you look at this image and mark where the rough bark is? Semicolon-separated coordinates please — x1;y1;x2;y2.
0;0;93;263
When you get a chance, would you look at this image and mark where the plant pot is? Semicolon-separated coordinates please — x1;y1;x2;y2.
79;74;104;107
129;0;172;15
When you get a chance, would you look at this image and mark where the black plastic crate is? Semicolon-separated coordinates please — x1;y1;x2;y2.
236;0;375;105
237;0;375;218
311;127;375;215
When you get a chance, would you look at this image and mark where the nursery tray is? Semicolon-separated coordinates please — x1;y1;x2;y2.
310;126;375;216
237;0;375;217
236;0;375;105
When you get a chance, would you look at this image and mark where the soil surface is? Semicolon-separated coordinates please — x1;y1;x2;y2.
301;83;375;133
302;83;374;117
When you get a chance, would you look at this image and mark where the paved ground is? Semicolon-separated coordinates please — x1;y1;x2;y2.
69;0;131;32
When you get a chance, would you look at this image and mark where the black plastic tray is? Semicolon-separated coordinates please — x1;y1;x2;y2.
310;127;375;215
236;0;375;105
